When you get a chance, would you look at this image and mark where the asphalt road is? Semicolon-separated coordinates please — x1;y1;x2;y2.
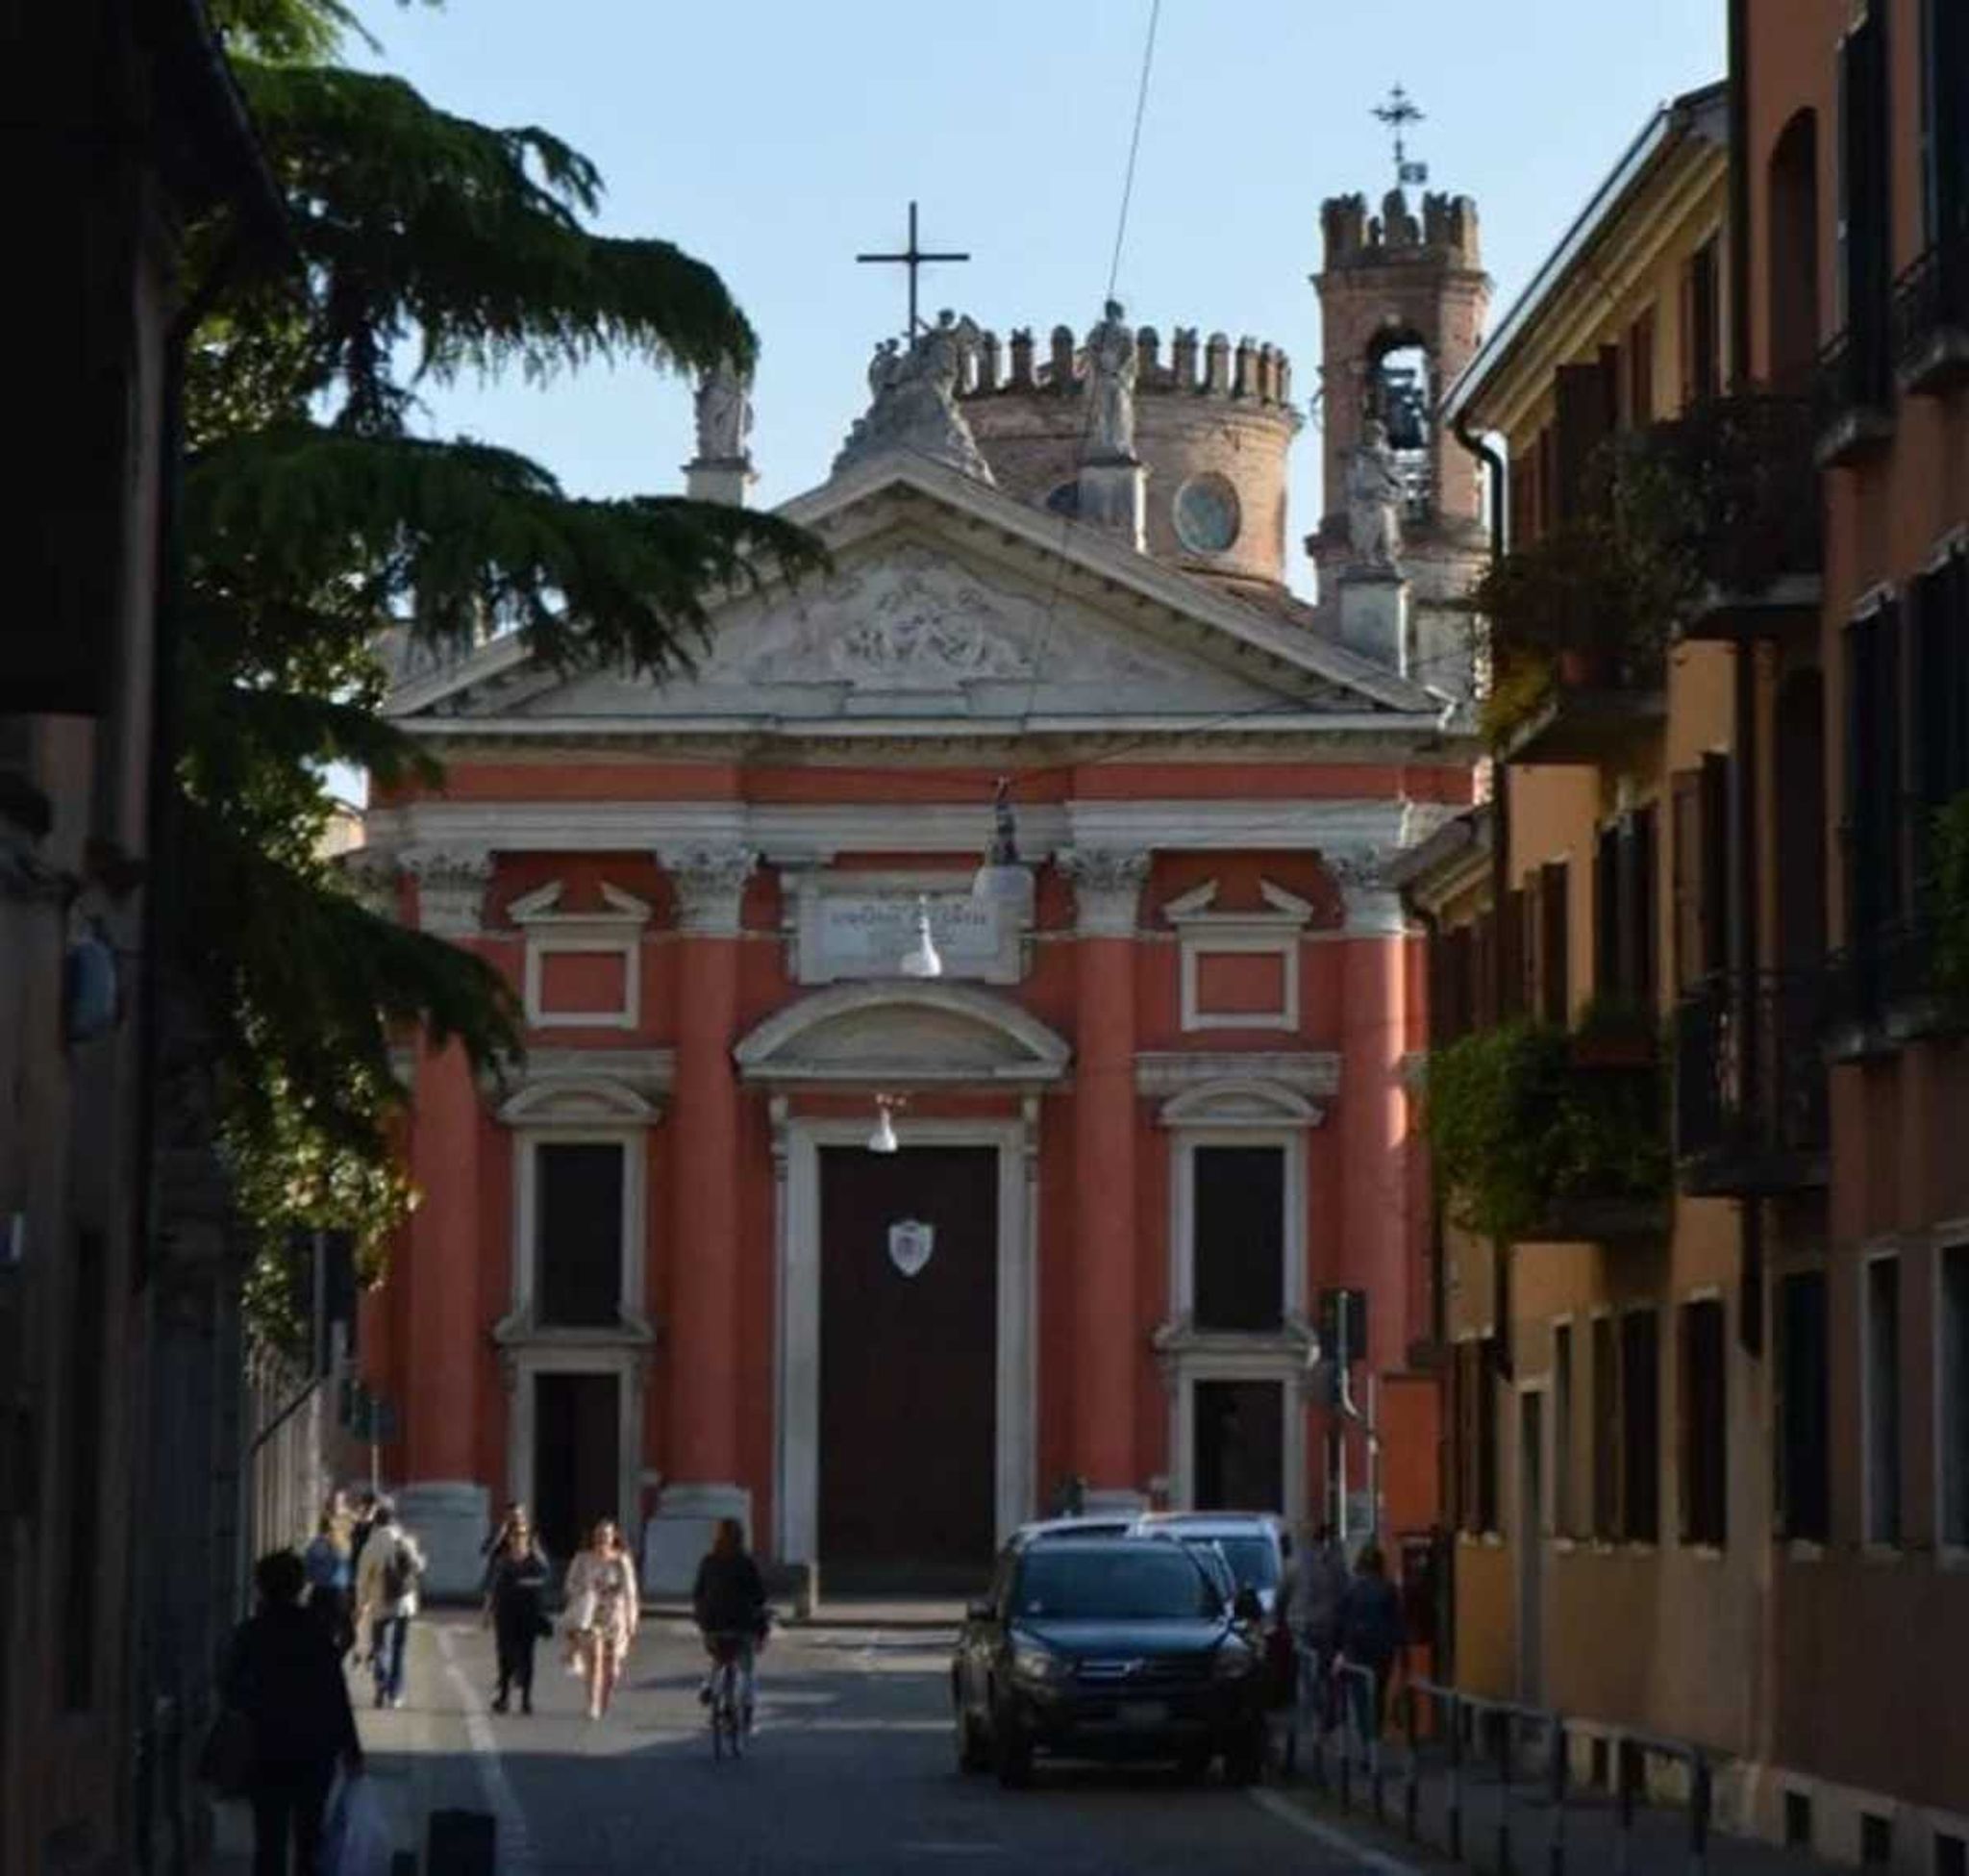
338;1613;1425;1874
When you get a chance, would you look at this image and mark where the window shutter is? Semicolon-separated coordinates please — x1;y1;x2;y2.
1633;805;1660;1012
1473;910;1498;1030
1555;362;1614;522
1541;861;1571;1024
1595;824;1622;1002
1629;309;1657;426
1878;597;1906;925
1672;771;1704;991
1536;426;1558;539
1700;754;1732;978
1501;888;1528;1020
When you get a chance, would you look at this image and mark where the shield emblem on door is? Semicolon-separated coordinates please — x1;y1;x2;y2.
887;1218;935;1278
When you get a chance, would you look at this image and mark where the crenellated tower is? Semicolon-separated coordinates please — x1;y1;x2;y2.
1311;187;1490;688
957;320;1303;594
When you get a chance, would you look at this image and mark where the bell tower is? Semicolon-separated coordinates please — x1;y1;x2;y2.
1310;95;1491;686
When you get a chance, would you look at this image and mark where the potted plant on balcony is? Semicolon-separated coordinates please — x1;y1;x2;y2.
1422;1021;1572;1244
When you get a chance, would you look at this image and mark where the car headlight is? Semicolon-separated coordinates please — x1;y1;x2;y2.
1010;1635;1066;1686
1211;1638;1259;1681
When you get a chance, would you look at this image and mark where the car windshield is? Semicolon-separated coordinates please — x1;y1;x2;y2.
1201;1536;1282;1590
1014;1547;1220;1620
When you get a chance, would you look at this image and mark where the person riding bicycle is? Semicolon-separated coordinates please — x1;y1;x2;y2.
692;1516;769;1734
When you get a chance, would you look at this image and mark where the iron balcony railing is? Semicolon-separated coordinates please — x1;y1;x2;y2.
1813;323;1895;456
1891;234;1969;379
1674;971;1829;1188
1827;916;1966;1047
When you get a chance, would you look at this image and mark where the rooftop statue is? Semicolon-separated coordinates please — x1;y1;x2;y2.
834;311;995;484
693;358;753;463
1084;299;1138;463
1344;416;1406;571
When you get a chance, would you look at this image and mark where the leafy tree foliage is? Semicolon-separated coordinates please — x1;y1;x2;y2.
183;0;822;1340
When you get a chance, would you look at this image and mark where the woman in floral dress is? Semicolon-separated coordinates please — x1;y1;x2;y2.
563;1517;638;1721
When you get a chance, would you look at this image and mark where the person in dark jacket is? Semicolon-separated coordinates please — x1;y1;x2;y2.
483;1510;551;1713
1336;1542;1407;1743
691;1516;768;1732
222;1549;364;1876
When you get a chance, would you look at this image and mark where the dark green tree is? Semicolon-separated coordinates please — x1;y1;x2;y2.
181;0;822;1342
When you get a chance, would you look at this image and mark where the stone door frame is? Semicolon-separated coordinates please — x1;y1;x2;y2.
773;1111;1036;1564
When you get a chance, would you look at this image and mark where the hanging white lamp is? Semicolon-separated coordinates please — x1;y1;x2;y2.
867;1096;901;1155
971;776;1030;904
897;894;944;979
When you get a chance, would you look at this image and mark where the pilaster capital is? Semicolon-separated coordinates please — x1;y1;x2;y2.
402;845;492;937
1060;847;1151;938
1325;845;1408;937
660;845;757;936
339;846;402;920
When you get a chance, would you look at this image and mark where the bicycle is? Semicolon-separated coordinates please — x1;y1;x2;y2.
705;1631;751;1760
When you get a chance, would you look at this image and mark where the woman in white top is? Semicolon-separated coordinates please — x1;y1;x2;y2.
563;1517;638;1720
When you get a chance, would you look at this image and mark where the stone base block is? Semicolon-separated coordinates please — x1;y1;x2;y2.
393;1481;490;1600
1337;569;1410;675
640;1482;753;1596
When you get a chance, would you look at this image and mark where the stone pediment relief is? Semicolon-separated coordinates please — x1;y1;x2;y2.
702;540;1195;693
735;982;1070;1085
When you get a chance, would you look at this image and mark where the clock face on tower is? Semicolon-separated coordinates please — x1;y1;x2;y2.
1174;473;1240;554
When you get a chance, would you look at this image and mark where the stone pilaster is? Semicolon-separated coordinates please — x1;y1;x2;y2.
402;846;492;937
1327;847;1408;937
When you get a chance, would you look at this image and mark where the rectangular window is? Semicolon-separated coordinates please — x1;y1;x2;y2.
1923;0;1969;253
1536;861;1570;1026
535;1141;627;1328
1594;808;1660;1012
1943;1245;1969;1548
1620;1310;1661;1542
1191;1144;1285;1332
1835;5;1892;391
1554;1322;1576;1536
1909;547;1969;889
1777;1271;1832;1542
1679;1297;1728;1546
1844;600;1907;953
1591;1314;1619;1540
1864;1257;1903;1545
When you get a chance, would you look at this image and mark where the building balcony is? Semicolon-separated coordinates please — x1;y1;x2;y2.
1673;971;1829;1196
1825;917;1968;1060
1426;1017;1671;1249
1892;237;1969;396
1812;326;1895;468
1497;649;1666;766
1645;392;1823;641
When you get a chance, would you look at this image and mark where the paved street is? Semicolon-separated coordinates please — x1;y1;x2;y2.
299;1613;1423;1874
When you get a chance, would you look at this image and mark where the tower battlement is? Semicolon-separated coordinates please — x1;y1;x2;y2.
1320;189;1482;271
957;323;1296;412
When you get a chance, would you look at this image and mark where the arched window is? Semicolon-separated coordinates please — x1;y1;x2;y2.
1366;332;1434;519
1766;109;1820;388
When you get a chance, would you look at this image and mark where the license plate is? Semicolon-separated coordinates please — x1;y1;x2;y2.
1117;1700;1166;1727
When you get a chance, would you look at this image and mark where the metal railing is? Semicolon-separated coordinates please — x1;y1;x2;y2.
1287;1654;1720;1876
1891;235;1969;377
1673;971;1830;1184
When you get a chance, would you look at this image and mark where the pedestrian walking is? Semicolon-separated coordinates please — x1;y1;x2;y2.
347;1488;380;1577
301;1512;354;1660
480;1498;526;1563
1336;1542;1407;1743
484;1510;551;1714
1297;1522;1351;1731
354;1496;426;1710
221;1549;364;1876
563;1517;638;1722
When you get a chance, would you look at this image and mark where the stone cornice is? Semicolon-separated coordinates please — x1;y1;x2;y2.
1133;1051;1340;1098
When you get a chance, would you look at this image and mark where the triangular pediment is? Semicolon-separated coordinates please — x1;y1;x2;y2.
383;453;1442;730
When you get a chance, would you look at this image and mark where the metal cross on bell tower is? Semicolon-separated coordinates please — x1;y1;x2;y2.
856;200;971;338
1373;84;1430;190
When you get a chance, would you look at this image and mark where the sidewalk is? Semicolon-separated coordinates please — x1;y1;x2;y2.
1283;1720;1855;1876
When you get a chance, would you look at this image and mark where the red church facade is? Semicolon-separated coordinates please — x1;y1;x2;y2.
356;429;1473;1592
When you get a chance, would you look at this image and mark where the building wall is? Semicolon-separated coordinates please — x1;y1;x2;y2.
1744;0;1969;1854
363;753;1458;1574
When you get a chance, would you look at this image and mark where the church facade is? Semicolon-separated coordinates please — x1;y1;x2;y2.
356;213;1487;1591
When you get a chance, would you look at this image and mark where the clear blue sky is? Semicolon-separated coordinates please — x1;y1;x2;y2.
355;0;1724;594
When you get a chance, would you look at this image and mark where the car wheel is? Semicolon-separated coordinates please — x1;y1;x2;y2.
993;1715;1034;1788
1223;1723;1265;1788
1175;1743;1212;1784
956;1705;990;1774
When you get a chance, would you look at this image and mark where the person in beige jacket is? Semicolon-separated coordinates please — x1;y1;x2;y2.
353;1499;426;1710
562;1517;638;1721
